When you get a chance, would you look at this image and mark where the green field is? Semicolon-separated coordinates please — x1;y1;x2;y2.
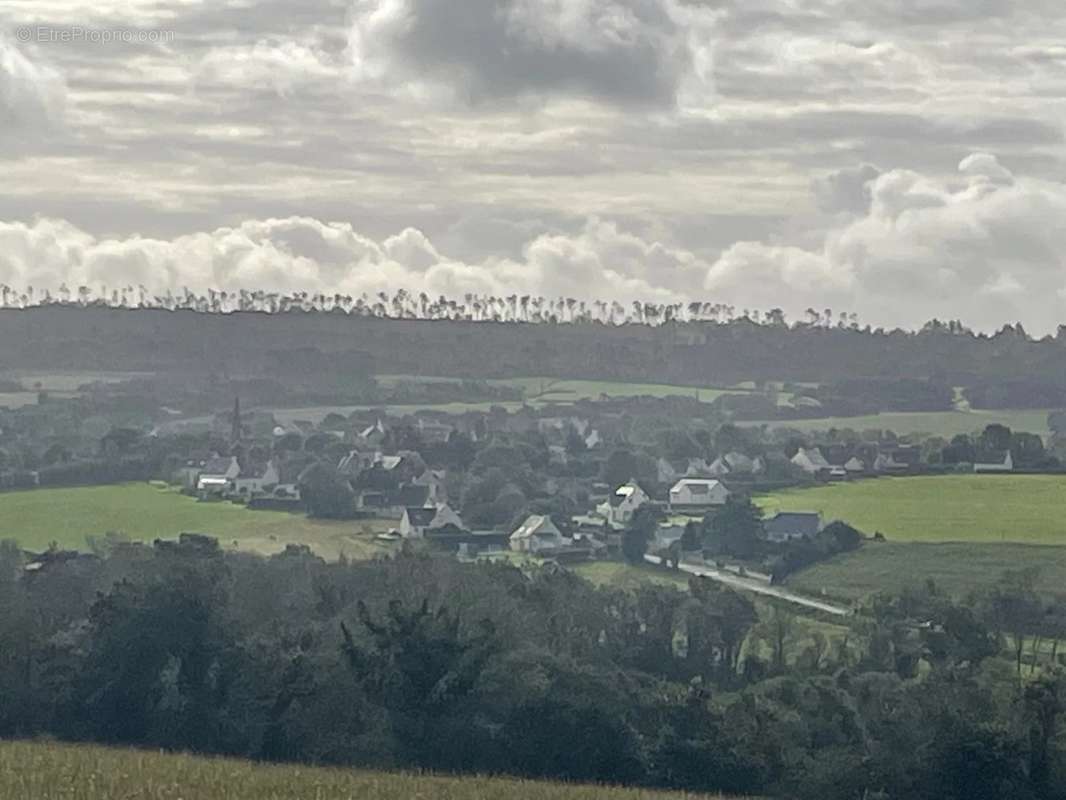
759;475;1066;544
0;741;740;800
742;408;1055;437
0;484;392;559
787;541;1066;603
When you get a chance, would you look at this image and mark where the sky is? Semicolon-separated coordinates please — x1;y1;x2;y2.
2;0;1066;332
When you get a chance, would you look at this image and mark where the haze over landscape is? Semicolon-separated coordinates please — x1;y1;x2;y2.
4;0;1066;331
11;3;1066;800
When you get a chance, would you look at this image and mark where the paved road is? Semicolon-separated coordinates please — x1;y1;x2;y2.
644;554;851;617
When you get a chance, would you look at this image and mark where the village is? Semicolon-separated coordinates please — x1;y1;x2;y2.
159;393;1023;580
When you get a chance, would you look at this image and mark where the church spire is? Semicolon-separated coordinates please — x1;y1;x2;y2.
231;396;242;443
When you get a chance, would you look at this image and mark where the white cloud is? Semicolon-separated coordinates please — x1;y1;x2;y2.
0;216;695;306
3;151;1066;333
705;154;1066;332
0;35;65;132
196;39;342;94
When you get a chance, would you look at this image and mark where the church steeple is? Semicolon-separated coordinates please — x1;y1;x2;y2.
231;396;242;443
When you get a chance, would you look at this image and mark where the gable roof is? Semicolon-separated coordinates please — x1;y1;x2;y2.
764;512;822;539
670;478;724;493
201;455;237;476
510;515;561;540
404;507;437;528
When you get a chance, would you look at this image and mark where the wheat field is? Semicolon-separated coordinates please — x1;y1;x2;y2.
0;741;741;800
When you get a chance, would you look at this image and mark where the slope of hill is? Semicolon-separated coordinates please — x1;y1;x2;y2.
0;741;743;800
1;305;1063;388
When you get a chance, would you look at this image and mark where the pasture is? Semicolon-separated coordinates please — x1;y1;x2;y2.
787;541;1066;603
0;483;392;559
0;741;743;800
759;475;1066;544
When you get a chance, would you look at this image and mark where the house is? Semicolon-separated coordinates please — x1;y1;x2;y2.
596;481;649;526
669;479;729;512
416;418;454;444
725;451;764;475
337;449;374;478
358;419;388;448
233;460;279;496
791;447;831;475
683;458;716;478
399;503;465;539
873;452;908;473
764;511;823;543
975;450;1014;473
844;457;866;475
707;456;732;478
196;455;240;495
510;515;570;554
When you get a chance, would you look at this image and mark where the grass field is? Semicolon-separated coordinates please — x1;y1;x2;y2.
759;475;1066;544
787;541;1066;603
0;741;741;800
741;408;1055;437
0;484;393;559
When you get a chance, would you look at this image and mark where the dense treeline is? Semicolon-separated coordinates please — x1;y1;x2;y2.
4;305;1066;392
3;538;1066;800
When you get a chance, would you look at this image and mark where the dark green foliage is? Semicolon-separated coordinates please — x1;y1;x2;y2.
5;537;1066;800
622;506;659;564
298;463;355;519
704;496;763;560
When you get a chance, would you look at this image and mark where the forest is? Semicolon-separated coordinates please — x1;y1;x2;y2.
2;536;1065;800
3;302;1066;397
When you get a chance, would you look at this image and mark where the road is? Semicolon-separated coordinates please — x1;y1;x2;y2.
643;554;851;617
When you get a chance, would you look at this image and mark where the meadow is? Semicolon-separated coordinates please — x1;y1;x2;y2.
759;475;1066;544
0;741;742;800
0;483;392;559
786;541;1066;603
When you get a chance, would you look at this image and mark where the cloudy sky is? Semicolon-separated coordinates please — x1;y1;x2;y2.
2;0;1066;331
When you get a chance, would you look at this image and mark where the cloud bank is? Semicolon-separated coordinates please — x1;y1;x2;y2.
3;154;1066;332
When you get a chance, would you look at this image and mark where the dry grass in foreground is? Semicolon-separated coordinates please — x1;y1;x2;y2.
0;740;743;800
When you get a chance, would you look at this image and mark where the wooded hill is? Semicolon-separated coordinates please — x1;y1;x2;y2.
2;306;1065;393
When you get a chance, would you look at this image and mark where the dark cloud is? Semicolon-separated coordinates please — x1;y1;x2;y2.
348;0;717;107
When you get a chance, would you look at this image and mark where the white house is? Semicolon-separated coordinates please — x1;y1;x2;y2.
399;503;466;539
196;455;240;494
791;447;831;475
510;515;569;553
975;450;1014;473
669;479;730;512
596;481;649;527
233;460;279;496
